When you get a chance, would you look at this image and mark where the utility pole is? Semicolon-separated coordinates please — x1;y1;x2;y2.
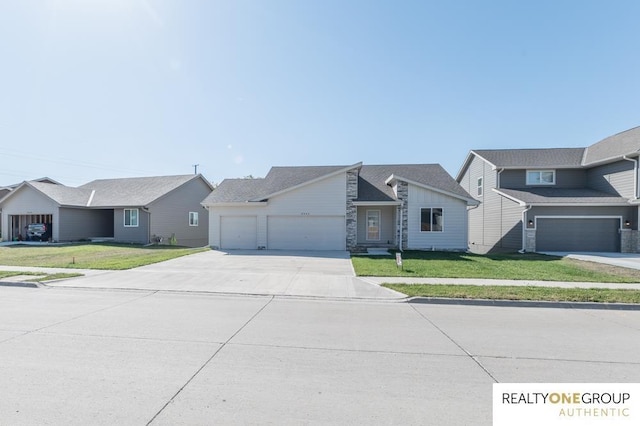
192;164;199;175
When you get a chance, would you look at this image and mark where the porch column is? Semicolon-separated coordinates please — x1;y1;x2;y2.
345;169;358;250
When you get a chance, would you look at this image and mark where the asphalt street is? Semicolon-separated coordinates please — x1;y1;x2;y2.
1;286;639;425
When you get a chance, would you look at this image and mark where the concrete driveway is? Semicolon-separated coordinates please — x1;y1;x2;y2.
46;250;403;300
541;251;640;271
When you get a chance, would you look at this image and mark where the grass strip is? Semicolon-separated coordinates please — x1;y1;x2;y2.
0;243;209;270
352;251;640;283
383;283;640;304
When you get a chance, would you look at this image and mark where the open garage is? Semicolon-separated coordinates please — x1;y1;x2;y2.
536;217;621;252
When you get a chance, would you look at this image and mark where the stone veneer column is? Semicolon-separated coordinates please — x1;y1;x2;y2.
621;229;637;253
396;181;409;249
345;170;358;250
524;229;536;252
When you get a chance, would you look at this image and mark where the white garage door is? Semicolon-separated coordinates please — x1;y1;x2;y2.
220;216;257;249
268;216;345;250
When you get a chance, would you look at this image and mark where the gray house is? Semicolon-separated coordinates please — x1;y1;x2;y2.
0;174;213;247
202;162;477;251
456;126;640;253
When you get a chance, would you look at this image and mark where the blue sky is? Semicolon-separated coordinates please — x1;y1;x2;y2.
1;0;639;186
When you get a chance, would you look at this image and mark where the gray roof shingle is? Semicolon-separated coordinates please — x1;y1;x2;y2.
583;126;640;165
358;164;473;201
80;175;198;207
497;187;629;205
29;181;93;206
203;163;473;204
473;148;586;168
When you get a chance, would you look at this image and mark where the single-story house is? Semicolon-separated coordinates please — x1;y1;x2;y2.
202;162;477;251
456;126;640;253
0;174;213;247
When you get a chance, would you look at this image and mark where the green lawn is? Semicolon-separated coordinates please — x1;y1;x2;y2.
383;283;640;304
0;243;209;270
351;251;640;283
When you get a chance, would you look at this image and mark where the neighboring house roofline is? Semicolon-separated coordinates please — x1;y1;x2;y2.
455;151;495;181
492;188;631;207
385;174;479;205
0;181;64;207
248;162;362;202
144;174;214;207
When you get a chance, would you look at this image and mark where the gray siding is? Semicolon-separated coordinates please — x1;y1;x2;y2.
500;169;587;189
587;160;635;197
149;177;211;247
356;206;396;245
114;208;150;244
460;155;526;253
500;198;523;249
58;208;113;241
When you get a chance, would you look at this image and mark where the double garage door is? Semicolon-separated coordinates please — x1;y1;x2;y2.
220;215;345;250
536;218;620;252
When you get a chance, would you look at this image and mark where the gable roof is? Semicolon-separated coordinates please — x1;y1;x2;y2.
203;164;360;204
471;148;586;169
1;175;211;208
80;174;207;207
358;164;475;202
583;126;640;165
204;162;475;205
457;126;640;181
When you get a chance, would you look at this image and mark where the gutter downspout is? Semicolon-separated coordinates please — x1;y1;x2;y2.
519;205;532;253
496;168;504;188
398;204;403;252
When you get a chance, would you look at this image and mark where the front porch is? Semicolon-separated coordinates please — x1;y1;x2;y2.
351;204;402;252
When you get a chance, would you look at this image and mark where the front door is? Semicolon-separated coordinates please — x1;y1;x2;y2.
366;210;380;241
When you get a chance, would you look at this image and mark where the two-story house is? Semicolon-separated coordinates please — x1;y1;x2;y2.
456;126;640;253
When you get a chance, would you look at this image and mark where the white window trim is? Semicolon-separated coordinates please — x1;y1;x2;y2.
526;169;556;186
189;211;199;227
124;208;139;227
366;209;381;241
477;177;483;197
420;207;444;233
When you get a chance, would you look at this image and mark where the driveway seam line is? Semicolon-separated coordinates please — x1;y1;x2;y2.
409;303;499;383
146;295;275;426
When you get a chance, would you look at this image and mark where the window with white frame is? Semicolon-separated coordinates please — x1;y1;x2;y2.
189;211;199;226
420;208;443;232
527;170;555;185
124;208;139;227
477;177;483;196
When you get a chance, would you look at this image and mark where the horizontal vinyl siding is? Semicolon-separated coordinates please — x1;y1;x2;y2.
501;169;586;189
114;208;149;244
407;185;467;250
500;198;523;250
58;208;113;241
149;178;211;247
587;160;635;197
463;156;490;248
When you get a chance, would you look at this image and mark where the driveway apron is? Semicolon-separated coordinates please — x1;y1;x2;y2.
45;250;404;300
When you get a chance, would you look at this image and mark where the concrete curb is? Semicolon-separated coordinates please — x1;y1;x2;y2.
408;297;640;310
0;281;40;288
